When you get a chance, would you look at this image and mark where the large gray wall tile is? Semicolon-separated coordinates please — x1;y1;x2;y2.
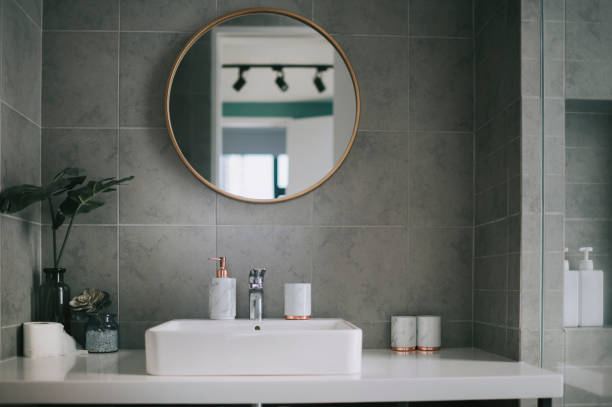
565;327;612;366
313;132;408;226
19;0;42;26
218;0;312;17
1;104;41;222
1;325;23;359
119;32;188;127
410;38;473;132
410;0;473;38
3;0;42;123
313;0;408;36
118;226;215;321
42;226;118;314
333;35;409;132
217;226;313;318
0;218;39;325
120;0;216;32
42;31;118;127
43;0;118;30
119;128;216;224
311;227;407;322
409;227;473;321
42;128;118;224
216;194;312;225
410;132;473;227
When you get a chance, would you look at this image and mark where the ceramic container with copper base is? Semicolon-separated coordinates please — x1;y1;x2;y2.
417;315;441;351
391;316;417;352
284;283;311;320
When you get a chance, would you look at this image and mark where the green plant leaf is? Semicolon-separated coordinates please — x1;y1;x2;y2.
57;175;134;220
0;167;86;214
0;184;43;213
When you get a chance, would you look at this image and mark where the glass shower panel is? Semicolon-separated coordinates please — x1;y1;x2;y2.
542;1;612;405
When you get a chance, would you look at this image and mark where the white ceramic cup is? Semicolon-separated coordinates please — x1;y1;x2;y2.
417;315;441;350
284;283;311;319
391;316;417;351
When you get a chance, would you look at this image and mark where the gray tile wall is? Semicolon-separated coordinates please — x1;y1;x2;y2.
41;0;475;349
565;102;612;326
0;0;42;360
473;0;522;360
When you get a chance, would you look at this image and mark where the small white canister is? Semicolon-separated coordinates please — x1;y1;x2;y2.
391;316;417;352
284;283;311;320
417;315;441;351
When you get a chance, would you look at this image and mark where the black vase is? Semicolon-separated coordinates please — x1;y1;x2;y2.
39;268;71;334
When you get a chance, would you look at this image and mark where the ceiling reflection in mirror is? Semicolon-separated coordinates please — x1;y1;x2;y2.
167;10;359;202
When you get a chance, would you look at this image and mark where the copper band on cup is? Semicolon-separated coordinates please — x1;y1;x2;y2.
285;315;311;320
417;346;440;351
392;346;416;352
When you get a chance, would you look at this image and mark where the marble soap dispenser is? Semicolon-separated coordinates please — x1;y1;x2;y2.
208;257;236;320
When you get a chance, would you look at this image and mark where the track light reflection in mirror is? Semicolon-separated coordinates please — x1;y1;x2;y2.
223;64;332;93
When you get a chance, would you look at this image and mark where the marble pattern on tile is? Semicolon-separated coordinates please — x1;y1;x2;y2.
218;0;312;17
118;226;215;321
119;32;189;127
1;105;41;223
42;31;118;127
120;0;216;32
566;183;612;219
474;255;507;290
566;60;612;99
409;228;473;321
565;112;612;147
1;325;23;359
217;226;313;319
311;227;407;322
313;132;408;226
566;147;612;184
42;226;118;314
43;0;119;30
119;128;216;225
216;194;312;225
313;0;408;36
0;217;40;326
410;0;472;37
474;290;506;325
332;35;409;132
42;128;118;224
18;0;42;26
565;327;612;366
410;132;473;227
119;321;161;349
410;38;473;132
2;0;42;124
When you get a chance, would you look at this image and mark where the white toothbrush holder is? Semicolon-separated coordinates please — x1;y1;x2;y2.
391;316;417;351
417;315;441;351
284;283;311;320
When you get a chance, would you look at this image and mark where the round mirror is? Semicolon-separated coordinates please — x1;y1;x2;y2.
165;8;360;202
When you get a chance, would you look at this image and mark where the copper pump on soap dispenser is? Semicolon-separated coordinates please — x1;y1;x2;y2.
209;256;229;278
208;256;236;319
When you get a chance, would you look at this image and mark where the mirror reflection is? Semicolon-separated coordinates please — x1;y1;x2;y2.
168;11;358;201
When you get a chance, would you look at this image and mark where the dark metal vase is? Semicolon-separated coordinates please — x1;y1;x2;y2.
38;268;71;333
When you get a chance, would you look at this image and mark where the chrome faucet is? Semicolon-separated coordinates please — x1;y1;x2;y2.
248;268;266;321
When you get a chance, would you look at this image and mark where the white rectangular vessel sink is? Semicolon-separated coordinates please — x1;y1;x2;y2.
145;319;362;376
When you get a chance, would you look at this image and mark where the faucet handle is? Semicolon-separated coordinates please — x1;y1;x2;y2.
249;268;266;284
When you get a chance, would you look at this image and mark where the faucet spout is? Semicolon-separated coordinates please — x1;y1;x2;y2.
248;268;266;321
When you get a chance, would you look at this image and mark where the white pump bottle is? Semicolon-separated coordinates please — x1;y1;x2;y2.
563;248;579;327
578;247;604;327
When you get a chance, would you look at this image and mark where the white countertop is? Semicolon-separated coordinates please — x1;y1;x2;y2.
0;348;563;404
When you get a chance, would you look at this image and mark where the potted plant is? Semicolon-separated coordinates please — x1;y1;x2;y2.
0;168;133;332
70;288;118;353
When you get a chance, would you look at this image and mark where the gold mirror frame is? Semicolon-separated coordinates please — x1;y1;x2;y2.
165;8;361;203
